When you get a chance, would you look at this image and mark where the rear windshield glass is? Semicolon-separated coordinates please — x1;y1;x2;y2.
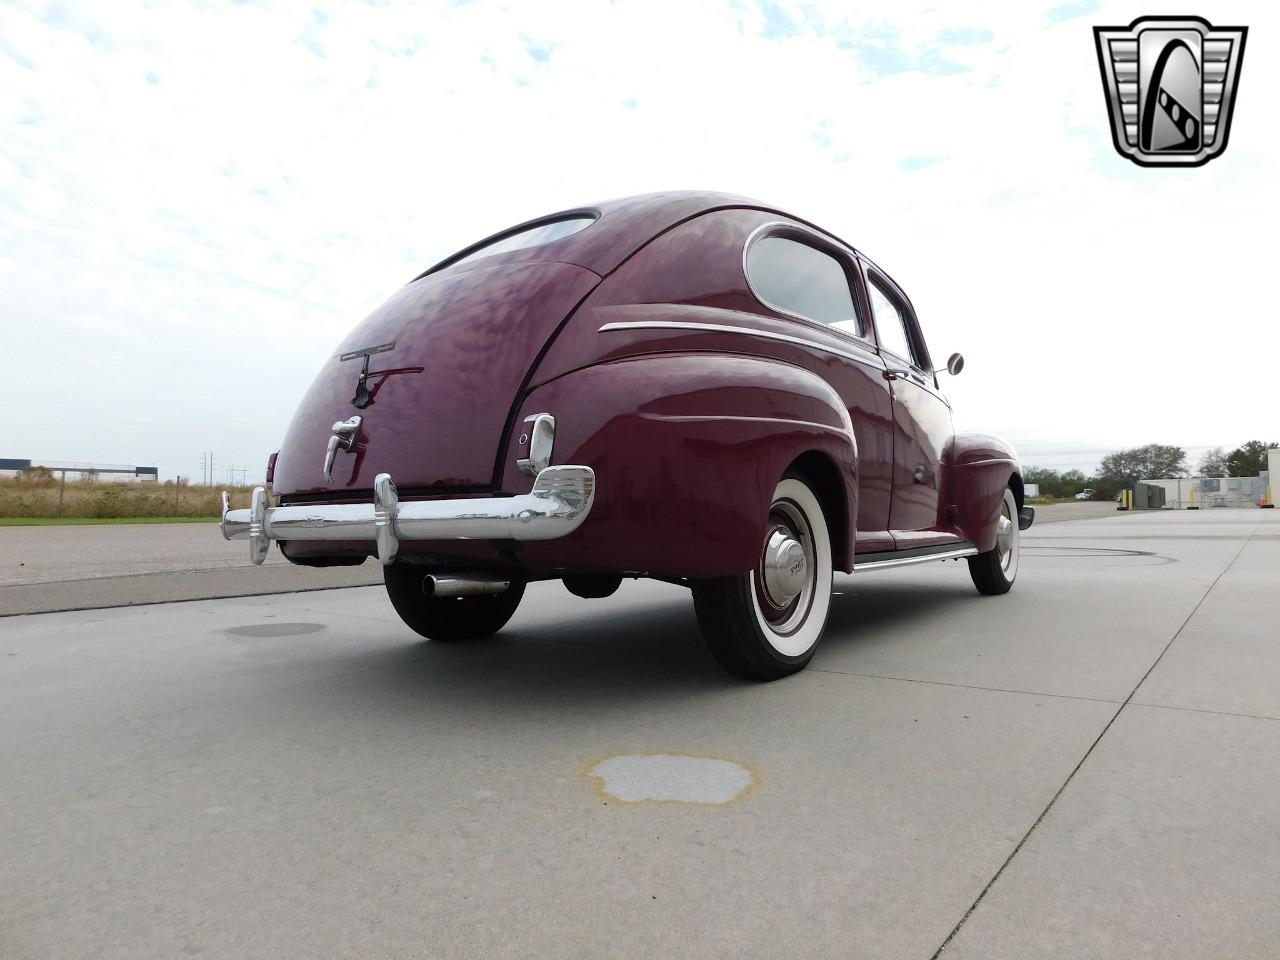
451;216;595;267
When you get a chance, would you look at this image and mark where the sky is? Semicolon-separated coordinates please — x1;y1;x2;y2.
1;0;1276;483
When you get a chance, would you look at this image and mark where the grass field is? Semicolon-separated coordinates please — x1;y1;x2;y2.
0;477;259;521
0;516;221;527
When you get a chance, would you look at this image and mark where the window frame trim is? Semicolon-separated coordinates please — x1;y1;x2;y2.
859;260;935;378
742;221;872;346
416;209;601;280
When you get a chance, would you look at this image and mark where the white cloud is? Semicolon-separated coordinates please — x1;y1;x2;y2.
1;0;1275;480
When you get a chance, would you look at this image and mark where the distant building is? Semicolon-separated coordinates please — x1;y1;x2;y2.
0;459;159;482
1142;472;1271;509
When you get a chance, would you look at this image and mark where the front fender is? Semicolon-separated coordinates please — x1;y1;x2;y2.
951;433;1021;551
503;353;858;577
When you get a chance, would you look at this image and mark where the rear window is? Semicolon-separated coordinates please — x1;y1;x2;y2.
746;235;861;335
452;216;596;267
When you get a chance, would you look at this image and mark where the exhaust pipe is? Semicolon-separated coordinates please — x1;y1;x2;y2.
423;574;511;597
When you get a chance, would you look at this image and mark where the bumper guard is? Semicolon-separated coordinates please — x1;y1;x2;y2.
221;466;595;566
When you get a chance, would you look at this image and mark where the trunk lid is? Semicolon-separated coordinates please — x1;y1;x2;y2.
272;261;600;496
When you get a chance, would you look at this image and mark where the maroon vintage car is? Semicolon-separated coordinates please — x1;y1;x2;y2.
222;191;1032;680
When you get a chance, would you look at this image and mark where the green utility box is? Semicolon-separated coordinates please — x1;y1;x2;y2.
1133;482;1167;509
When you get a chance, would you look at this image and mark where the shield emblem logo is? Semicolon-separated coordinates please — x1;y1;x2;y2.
1094;16;1247;167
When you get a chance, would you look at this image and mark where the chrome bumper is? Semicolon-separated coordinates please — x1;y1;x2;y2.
221;466;596;566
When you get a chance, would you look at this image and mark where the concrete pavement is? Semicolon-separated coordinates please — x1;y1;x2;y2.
0;501;1119;617
1;509;1276;958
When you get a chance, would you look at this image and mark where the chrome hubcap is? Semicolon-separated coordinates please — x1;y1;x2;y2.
996;501;1015;573
755;500;817;637
763;529;808;606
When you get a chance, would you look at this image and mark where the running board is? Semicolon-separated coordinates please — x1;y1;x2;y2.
853;544;978;573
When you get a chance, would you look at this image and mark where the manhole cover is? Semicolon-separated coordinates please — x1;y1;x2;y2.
588;754;757;805
224;622;327;638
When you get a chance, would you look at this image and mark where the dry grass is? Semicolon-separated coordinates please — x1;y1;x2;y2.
0;477;261;520
0;516;219;526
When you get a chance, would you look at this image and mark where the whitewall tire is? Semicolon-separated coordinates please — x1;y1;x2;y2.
692;476;834;681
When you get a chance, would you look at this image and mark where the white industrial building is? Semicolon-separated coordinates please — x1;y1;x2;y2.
1143;469;1272;509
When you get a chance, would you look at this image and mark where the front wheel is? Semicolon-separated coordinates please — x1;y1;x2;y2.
691;476;833;681
968;487;1020;595
383;563;526;641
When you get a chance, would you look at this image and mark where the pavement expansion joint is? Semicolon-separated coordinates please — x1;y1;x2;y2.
928;522;1259;959
1127;701;1280;724
808;667;1123;706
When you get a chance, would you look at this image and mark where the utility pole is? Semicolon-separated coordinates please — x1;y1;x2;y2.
200;453;206;487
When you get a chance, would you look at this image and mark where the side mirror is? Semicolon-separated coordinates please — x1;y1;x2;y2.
937;352;964;376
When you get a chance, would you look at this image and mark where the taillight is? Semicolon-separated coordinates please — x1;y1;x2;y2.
265;451;279;484
516;413;555;477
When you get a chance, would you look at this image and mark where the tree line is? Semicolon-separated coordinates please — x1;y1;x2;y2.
1027;440;1277;501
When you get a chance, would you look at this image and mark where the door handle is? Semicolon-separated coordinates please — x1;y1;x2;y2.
883;367;911;381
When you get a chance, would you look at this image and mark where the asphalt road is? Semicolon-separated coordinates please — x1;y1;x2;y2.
0;522;382;616
2;508;1277;958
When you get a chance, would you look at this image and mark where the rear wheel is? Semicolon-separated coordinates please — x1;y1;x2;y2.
691;476;833;681
968;487;1020;595
383;563;525;641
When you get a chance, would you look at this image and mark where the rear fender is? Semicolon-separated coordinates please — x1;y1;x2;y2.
501;353;858;577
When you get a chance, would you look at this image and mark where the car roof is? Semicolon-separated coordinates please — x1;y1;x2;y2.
420;190;863;281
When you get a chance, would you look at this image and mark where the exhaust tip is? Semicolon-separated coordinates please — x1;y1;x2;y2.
423;574;511;598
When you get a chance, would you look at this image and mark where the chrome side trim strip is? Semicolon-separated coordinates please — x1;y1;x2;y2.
853;546;978;572
221;465;596;566
597;320;884;371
